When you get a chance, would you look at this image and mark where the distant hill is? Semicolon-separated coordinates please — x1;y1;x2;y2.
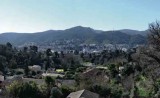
119;29;148;36
0;26;147;45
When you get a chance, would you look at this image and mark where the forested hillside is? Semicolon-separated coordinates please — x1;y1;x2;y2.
0;26;147;45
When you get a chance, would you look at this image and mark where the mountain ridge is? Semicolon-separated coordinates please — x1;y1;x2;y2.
0;26;147;45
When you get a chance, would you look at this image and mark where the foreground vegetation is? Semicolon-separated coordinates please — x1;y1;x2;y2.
0;21;160;98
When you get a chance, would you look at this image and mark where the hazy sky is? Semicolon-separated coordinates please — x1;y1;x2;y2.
0;0;160;33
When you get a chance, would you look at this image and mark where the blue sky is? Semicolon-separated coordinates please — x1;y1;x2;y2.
0;0;160;33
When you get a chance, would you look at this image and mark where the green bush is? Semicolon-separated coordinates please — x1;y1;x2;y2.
16;71;23;75
60;85;74;98
44;76;55;86
7;81;41;98
50;87;63;98
89;84;111;97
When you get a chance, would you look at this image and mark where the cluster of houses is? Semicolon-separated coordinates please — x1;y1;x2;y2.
0;64;65;95
0;69;102;98
0;63;118;98
19;40;130;54
1;64;126;98
1;67;103;97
